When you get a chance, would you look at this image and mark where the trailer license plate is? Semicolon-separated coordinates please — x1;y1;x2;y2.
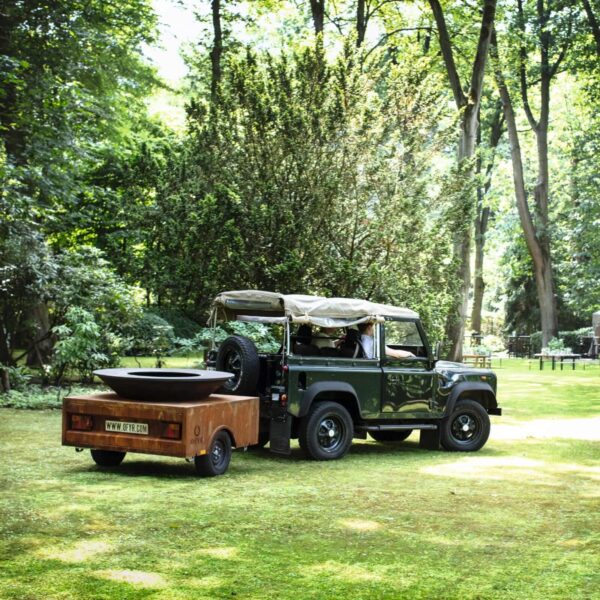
105;420;148;435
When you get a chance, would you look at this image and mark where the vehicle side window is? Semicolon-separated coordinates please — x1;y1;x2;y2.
385;321;424;350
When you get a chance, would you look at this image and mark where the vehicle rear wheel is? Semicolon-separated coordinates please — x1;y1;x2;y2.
216;335;260;395
441;399;490;451
369;429;413;442
194;431;232;476
90;449;126;467
299;402;353;461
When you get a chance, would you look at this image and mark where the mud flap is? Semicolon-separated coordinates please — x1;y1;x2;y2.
269;415;292;455
419;427;441;450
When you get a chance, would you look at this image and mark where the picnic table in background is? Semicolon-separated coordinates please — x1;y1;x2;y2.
463;354;492;368
534;353;582;371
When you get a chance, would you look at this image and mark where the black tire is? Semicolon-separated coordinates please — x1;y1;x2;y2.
299;401;353;461
194;430;232;476
441;399;490;451
216;335;260;395
369;429;413;442
90;449;126;467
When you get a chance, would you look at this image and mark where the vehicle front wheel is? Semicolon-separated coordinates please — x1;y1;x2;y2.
194;431;232;476
90;449;126;467
441;399;490;451
369;429;413;442
299;402;353;461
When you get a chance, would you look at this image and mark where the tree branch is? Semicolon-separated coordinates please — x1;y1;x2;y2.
517;0;538;130
428;0;466;109
549;14;573;78
468;0;497;108
582;0;600;57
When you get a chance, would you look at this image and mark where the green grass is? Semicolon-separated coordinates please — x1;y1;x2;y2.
0;359;598;599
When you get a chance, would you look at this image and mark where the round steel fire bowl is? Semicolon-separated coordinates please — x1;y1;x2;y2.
93;368;233;402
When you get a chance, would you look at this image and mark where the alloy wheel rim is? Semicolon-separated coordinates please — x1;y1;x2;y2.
451;413;479;442
317;416;345;452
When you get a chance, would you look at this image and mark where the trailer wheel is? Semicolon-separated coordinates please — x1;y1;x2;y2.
90;449;126;467
216;335;260;395
194;431;232;477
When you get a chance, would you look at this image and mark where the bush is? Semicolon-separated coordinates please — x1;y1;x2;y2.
530;328;593;356
0;365;32;391
51;307;121;383
148;307;202;338
0;385;98;409
126;312;175;355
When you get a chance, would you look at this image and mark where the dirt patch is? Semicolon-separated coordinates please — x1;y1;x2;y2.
493;417;600;441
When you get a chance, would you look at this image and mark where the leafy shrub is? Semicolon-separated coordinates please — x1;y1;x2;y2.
0;385;98;410
481;335;505;353
530;332;543;355
125;312;175;355
148;307;202;338
177;322;282;355
0;365;32;391
51;307;121;383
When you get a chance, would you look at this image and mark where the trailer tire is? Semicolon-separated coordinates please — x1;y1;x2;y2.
90;449;126;467
194;431;232;477
216;335;260;395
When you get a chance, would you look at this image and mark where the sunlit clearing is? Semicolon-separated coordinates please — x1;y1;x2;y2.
494;417;600;441
187;576;225;589
96;569;167;588
309;561;381;582
38;540;111;563
339;519;382;532
422;456;546;481
194;547;238;559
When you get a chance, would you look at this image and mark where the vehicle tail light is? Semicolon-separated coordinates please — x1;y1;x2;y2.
162;422;181;440
280;394;288;406
283;365;289;373
71;414;93;431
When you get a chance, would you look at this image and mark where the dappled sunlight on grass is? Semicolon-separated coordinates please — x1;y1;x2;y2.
339;518;382;532
308;560;382;582
37;539;111;563
493;417;600;441
95;569;167;588
193;546;239;559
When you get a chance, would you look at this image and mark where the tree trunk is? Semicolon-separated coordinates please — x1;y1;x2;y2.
356;0;367;47
26;303;53;367
582;0;600;57
310;0;325;37
210;0;222;102
429;0;497;361
492;31;558;347
471;103;503;333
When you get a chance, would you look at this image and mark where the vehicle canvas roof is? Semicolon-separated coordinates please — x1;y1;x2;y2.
211;290;418;328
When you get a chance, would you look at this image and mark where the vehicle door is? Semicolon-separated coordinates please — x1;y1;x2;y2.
380;318;437;418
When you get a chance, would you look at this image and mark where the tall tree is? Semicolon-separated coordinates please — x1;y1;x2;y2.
491;0;573;346
210;0;223;100
428;0;497;360
582;0;600;56
310;0;325;37
471;101;503;334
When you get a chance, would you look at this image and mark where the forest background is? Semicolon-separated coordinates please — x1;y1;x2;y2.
1;0;599;388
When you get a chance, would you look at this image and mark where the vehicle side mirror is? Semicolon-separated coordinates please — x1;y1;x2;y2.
433;341;442;361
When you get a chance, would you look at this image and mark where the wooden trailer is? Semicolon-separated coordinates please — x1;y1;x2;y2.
62;392;259;476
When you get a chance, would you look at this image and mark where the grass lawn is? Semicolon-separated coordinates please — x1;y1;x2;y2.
0;359;598;599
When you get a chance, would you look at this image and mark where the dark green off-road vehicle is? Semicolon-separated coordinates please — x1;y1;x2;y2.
207;291;501;460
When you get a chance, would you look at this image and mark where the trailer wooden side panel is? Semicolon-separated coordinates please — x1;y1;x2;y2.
63;392;259;458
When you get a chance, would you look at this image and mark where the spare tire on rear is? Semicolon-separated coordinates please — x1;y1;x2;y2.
216;335;260;395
